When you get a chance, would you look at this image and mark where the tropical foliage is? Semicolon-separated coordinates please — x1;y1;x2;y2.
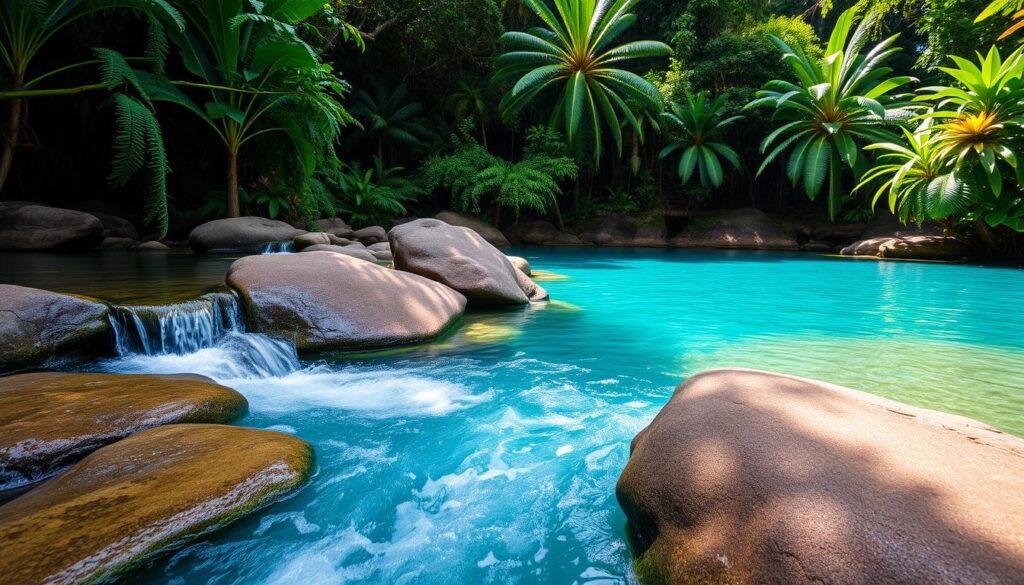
327;156;422;226
421;125;576;221
346;82;435;162
659;92;741;188
748;7;916;219
493;0;671;162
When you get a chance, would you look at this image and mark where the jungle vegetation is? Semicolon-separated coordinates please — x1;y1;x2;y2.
1;0;1022;252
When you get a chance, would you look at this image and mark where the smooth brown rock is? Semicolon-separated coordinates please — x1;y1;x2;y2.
88;212;138;239
0;372;247;490
435;211;511;248
0;202;104;251
312;217;354;239
0;285;109;371
293;232;334;250
617;369;1024;585
507;255;531;276
516;220;561;245
670;208;798;250
353;225;387;245
514;267;549;302
136;240;170;251
188;217;306;253
840;235;969;261
300;243;376;262
0;424;313;585
389;219;529;306
228;251;466;350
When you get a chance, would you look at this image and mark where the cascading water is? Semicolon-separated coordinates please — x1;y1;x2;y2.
259;241;294;254
107;291;299;378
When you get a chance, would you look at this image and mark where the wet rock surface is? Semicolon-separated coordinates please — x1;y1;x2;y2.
617;369;1024;584
0;424;313;585
0;202;104;251
228;251;466;350
0;372;247;490
390;219;530;306
0;285;110;371
435;211;511;248
189;217;306;253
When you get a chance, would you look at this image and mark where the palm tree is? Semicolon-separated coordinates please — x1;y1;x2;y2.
448;78;491;149
659;92;742;188
747;7;915;219
493;0;671;162
144;0;353;218
858;122;971;224
0;0;182;193
347;82;435;164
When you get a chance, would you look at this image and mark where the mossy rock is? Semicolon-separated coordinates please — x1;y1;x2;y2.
0;424;313;584
0;372;247;490
0;285;110;371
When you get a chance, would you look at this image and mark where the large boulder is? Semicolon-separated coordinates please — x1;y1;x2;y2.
507;255;531;276
0;424;312;585
0;202;104;251
390;218;531;306
840;235;969;261
435;211;511;248
0;285;110;371
228;251;466;350
189;217;306;254
671;208;798;250
516;219;562;245
300;243;377;262
578;213;638;246
617;369;1024;585
312;217;355;239
88;212;138;239
353;225;387;245
0;372;246;490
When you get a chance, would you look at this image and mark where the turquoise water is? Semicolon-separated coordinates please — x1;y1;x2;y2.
10;248;1024;584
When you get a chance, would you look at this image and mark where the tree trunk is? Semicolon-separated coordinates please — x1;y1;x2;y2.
227;149;240;218
552;199;564;231
493;201;502;227
480;118;489;151
0;95;24;194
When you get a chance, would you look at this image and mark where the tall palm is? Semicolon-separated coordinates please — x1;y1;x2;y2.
659;91;742;188
347;82;435;164
145;0;353;217
747;7;915;219
448;78;492;149
493;0;671;162
0;0;182;192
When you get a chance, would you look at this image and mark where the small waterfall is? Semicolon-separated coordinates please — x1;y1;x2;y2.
259;241;294;254
108;292;299;378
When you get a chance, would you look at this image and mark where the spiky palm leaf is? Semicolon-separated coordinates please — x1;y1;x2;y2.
747;6;916;219
494;0;671;162
659;91;742;188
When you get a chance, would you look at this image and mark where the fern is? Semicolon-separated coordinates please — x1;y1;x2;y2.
94;48;151;107
145;15;170;74
108;94;169;237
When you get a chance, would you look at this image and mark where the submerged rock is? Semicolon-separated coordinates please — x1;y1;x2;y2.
300;243;377;262
0;202;104;251
189;217;305;254
0;372;246;490
0;424;312;585
390;218;531;306
435;211;511;248
228;251;466;350
671;208;798;250
617;369;1024;585
0;285;109;371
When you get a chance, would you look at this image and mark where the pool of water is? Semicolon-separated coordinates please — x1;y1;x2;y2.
4;247;1024;584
